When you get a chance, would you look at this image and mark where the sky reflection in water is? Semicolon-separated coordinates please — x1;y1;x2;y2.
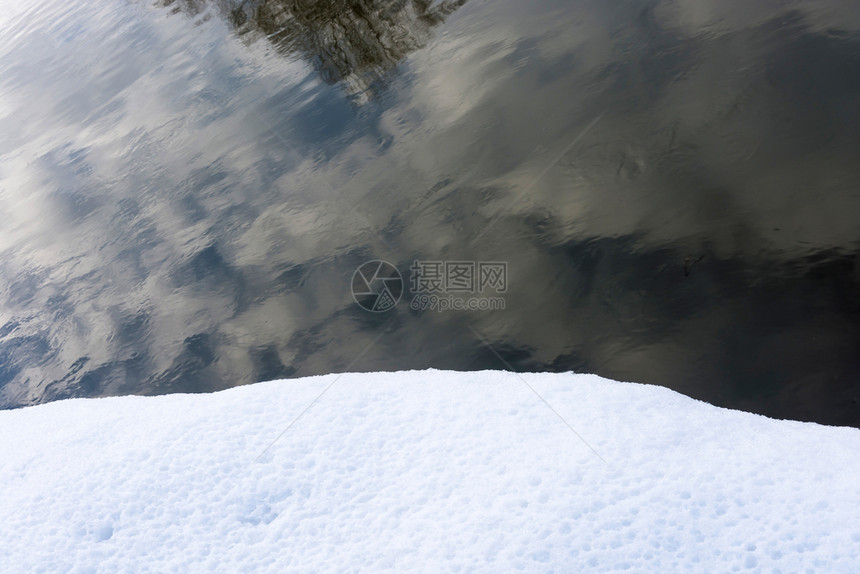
0;0;858;425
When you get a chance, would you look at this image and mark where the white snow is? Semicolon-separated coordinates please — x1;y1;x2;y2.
1;370;858;573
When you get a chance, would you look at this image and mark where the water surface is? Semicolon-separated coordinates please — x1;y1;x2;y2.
1;0;859;425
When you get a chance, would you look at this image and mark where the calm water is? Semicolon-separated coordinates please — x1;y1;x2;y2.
0;0;858;425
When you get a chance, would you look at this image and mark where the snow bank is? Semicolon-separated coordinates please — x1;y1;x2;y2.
1;370;858;572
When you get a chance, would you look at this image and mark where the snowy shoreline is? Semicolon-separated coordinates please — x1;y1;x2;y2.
2;370;858;572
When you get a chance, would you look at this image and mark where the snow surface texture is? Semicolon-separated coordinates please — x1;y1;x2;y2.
1;370;859;573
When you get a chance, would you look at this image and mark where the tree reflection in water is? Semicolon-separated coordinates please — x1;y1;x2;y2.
161;0;468;99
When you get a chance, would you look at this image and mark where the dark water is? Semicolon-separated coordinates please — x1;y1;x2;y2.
0;0;858;426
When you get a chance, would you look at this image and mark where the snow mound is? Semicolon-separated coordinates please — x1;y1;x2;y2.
1;370;858;572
